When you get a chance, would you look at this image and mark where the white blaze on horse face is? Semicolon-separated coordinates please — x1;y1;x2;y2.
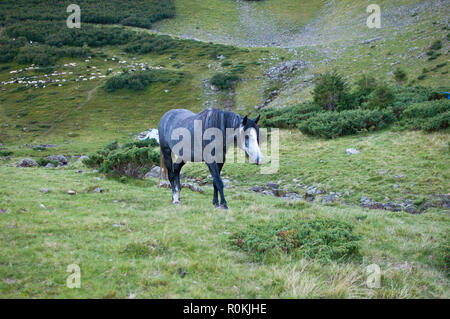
239;127;263;165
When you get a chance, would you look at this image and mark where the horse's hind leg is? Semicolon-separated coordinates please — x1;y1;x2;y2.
207;162;228;210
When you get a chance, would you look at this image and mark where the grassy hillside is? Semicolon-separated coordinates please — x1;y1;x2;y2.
0;165;448;298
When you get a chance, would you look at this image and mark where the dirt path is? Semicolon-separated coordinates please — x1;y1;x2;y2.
42;82;102;138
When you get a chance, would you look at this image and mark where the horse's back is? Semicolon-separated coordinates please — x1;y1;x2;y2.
158;109;196;147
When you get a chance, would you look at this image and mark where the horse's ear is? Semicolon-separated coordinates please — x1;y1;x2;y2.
242;115;248;126
254;114;260;124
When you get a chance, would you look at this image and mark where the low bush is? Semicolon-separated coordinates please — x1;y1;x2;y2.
15;44;91;66
36;158;59;167
352;74;378;106
313;71;353;111
259;102;322;128
396;100;450;131
393;68;408;84
0;150;13;157
210;73;239;90
83;139;160;178
430;40;442;50
365;83;395;110
230;217;361;262
298;108;395;138
104;69;184;92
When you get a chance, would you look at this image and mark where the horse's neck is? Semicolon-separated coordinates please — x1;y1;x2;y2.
226;112;241;130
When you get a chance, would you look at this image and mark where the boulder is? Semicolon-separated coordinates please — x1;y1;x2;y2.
266;182;279;189
46;155;68;166
17;158;38;167
145;166;165;178
346;148;361;155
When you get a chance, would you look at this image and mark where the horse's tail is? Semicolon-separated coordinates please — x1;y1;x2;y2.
159;149;168;182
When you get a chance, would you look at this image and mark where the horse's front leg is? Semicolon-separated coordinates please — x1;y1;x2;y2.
212;163;224;208
207;162;227;209
173;161;185;204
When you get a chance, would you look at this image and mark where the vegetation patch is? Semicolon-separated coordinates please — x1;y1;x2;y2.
298;108;396;139
125;33;241;58
261;70;448;138
83;139;160;178
230;217;361;262
122;240;166;258
260;102;322;128
396;100;450;131
104;69;184;92
0;0;175;28
210;73;240;90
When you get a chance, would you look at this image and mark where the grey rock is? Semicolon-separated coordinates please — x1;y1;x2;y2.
76;155;89;163
17;158;38;167
393;184;399;189
346;148;361;155
93;187;103;193
272;189;286;197
39;188;50;193
46;155;67;165
250;186;264;192
322;194;337;204
145;166;166;178
45;163;54;168
306;187;316;196
266;182;279;189
361;37;383;45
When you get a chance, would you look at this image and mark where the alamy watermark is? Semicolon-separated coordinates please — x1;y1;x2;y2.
367;4;381;29
66;263;81;288
366;264;381;289
169;123;279;174
67;4;81;29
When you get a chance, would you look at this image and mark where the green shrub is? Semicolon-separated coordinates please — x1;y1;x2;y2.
397;100;450;131
84;139;160;178
299;108;395;138
104;69;184;92
15;44;90;66
352;74;378;106
393;68;408;84
313;71;353;111
210;73;239;90
36;158;59;167
0;150;13;157
430;40;442;50
428;52;441;61
366;83;395;109
0;0;175;29
259;102;322;128
230;217;361;262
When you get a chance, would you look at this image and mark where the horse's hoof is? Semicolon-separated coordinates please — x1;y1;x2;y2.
219;204;228;210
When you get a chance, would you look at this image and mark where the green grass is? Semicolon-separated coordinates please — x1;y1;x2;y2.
0;165;448;298
0;0;449;299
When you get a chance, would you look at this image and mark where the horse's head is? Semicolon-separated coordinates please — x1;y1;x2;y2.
239;114;263;165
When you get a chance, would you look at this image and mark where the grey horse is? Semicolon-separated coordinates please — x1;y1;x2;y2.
158;108;262;209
